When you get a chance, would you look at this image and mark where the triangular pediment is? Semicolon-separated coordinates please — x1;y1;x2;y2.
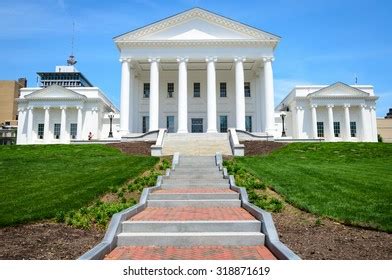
114;8;280;42
308;82;370;98
25;85;87;100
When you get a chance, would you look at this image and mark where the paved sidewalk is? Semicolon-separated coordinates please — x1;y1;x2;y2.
105;245;276;260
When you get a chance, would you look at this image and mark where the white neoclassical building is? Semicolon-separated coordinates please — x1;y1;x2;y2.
276;82;378;142
17;65;119;144
115;7;378;142
116;8;278;135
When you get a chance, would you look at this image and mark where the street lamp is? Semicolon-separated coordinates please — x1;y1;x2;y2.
280;112;287;137
108;113;114;138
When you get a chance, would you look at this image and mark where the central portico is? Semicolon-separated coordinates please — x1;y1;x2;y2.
115;8;280;135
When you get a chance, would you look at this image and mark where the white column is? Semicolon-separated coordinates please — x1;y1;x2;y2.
360;104;367;141
44;106;50;143
206;56;217;133
77;106;83;140
148;58;160;131
370;106;378;142
177;57;188;133
327;104;334;141
295;106;303;138
120;58;131;133
234;57;246;130
60;106;67;143
91;107;98;139
343;104;351;141
27;106;34;144
311;104;318;138
263;57;275;133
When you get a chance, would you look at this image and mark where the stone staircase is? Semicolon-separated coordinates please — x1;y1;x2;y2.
162;133;232;156
105;155;275;260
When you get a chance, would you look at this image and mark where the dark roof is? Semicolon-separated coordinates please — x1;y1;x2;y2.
37;71;94;87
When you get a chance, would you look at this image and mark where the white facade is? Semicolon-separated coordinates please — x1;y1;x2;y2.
17;84;119;144
275;82;378;142
115;8;279;135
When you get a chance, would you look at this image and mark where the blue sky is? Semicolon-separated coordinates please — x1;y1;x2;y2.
1;0;391;116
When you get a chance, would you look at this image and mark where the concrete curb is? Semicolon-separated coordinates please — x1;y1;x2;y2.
227;175;301;260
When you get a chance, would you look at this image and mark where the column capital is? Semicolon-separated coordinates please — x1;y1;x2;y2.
43;106;50;110
17;107;25;112
310;104;318;109
27;106;34;110
262;57;275;63
76;106;83;110
327;104;334;108
91;107;99;112
60;106;67;110
176;57;189;63
369;105;376;111
205;56;217;63
148;57;160;63
360;104;367;109
295;106;303;111
234;56;246;63
343;104;351;108
119;57;131;63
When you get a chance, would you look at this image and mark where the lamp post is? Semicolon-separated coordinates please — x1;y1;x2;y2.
280;112;286;137
108;113;114;138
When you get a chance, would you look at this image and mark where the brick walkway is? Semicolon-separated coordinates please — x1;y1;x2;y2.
105;245;276;260
130;207;256;221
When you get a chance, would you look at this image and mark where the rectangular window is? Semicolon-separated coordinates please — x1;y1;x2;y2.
54;123;61;139
244;82;251;97
38;123;44;139
143;83;150;98
166;116;175;133
245;116;252;132
70;123;77;139
193;82;200;97
191;118;203;133
220;115;228;133
167;83;174;98
220;82;227;97
334;121;341;137
317;122;324;138
142;116;149;133
350;121;357;137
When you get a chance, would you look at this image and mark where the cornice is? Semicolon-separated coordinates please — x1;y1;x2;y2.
117;40;277;48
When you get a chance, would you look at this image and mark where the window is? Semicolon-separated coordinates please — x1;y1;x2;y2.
38;123;44;139
245;116;252;132
220;82;227;97
5;121;10;126
143;83;150;98
350;121;357;137
70;123;77;139
220;115;228;133
166;116;175;133
334;121;341;137
193;82;200;97
54;123;61;139
244;82;251;97
167;83;174;98
191;118;203;133
142;116;149;133
317;122;324;138
16;114;18;121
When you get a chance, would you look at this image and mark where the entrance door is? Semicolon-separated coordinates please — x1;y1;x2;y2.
166;116;174;133
191;118;203;133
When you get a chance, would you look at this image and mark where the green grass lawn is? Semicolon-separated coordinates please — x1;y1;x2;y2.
235;143;392;232
0;145;158;226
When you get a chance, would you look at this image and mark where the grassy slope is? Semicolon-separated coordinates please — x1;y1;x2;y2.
0;145;158;226
236;143;392;232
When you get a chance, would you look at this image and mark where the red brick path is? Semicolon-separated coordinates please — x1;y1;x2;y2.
105;245;276;260
130;207;256;221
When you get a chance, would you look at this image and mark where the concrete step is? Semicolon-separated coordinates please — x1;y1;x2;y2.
122;220;261;233
149;192;239;200
162;178;228;185
147;199;241;208
167;173;223;180
172;168;221;174
161;182;230;188
117;232;265;246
